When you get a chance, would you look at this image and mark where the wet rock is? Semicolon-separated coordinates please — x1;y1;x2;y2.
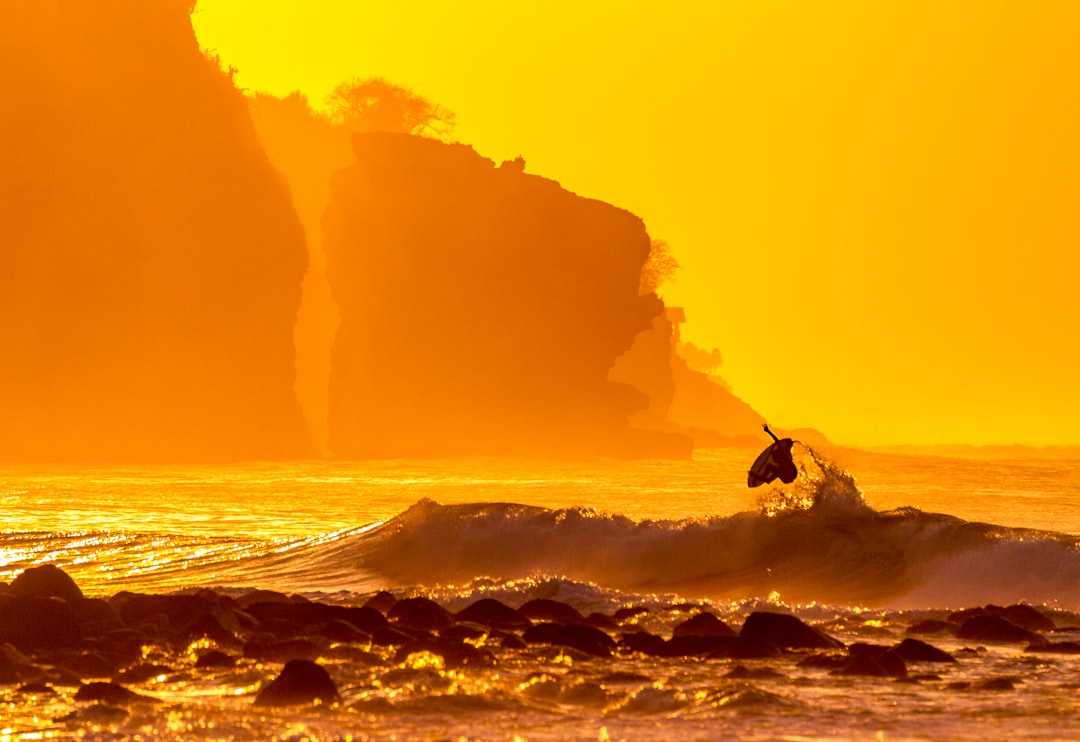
110;592;228;640
243;635;323;663
89;629;149;668
10;564;83;603
113;663;173;684
956;615;1041;644
585;612;619;631
613;606;649;622
740;611;843;650
518;599;586;625
311;618;371;644
523;622;615;657
75;681;159;705
0;595;82;651
835;644;907;678
553;624;616;658
337;606;389;635
69;598;125;634
0;643;37;684
1025;641;1080;654
388;597;453;633
56;703;129;724
17;681;56;696
949;604;1054;633
253;659;340;707
494;632;527;650
62;652;117;680
620;630;666;656
245;600;386;636
1002;604;1056;633
371;625;421;647
656;635;731;658
905;619;957;636
195;649;237;668
893;638;957;664
396;636;494;668
672;612;735;638
236;589;292;609
323;645;384;665
363;591;398;615
948;605;1001;624
181;611;242;648
454;598;532;631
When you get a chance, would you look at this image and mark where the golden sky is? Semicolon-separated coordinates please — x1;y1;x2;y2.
193;0;1080;447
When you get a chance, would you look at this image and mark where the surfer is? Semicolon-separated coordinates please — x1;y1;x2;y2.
748;423;798;487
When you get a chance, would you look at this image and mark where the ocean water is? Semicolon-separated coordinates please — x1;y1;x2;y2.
2;447;1080;740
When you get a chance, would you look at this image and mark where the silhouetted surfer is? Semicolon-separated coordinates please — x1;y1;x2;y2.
748;424;798;487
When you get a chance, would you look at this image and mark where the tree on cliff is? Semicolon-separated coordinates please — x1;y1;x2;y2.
639;238;679;295
324;77;455;138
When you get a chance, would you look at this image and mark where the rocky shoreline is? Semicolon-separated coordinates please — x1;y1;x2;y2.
2;564;1078;734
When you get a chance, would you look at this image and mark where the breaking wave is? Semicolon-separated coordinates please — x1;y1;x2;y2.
220;446;1080;609
8;448;1079;610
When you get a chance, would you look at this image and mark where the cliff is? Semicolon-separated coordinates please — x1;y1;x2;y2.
611;307;769;447
0;0;310;461
324;133;687;458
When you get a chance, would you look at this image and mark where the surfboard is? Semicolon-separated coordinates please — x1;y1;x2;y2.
747;439;798;487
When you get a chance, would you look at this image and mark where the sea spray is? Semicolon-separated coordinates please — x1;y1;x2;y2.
755;444;871;518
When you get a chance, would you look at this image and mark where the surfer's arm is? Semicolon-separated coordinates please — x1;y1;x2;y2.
763;423;780;443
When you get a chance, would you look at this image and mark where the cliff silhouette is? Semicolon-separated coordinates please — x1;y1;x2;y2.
0;0;310;461
324;133;690;458
610;307;773;447
249;93;353;454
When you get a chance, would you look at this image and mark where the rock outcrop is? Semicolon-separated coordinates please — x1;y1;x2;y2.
324;133;686;458
0;0;310;461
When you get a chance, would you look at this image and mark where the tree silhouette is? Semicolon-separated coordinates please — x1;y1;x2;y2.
324;77;455;138
639;238;679;295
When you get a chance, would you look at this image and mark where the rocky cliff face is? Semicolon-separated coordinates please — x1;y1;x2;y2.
0;0;310;460
324;133;685;458
611;307;767;447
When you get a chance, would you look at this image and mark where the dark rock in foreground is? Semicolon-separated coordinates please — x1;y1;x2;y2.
1025;641;1080;654
254;660;341;707
894;638;957;664
75;682;159;705
905;619;957;636
0;595;83;651
837;644;907;678
455;599;532;631
956;615;1041;644
949;604;1055;633
523;622;616;657
518;599;586;625
740;611;843;650
388;597;453;633
672;612;735;638
10;564;84;603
